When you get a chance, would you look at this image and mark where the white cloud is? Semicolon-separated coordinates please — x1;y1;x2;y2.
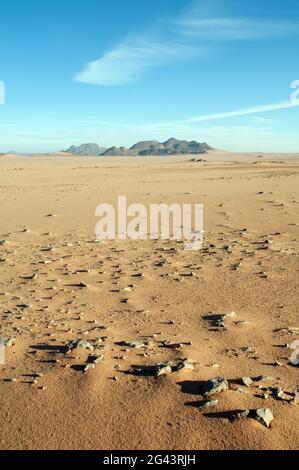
73;99;299;134
176;17;299;40
182;101;299;124
75;38;199;86
75;8;299;87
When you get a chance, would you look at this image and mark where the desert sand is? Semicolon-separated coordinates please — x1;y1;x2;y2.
0;151;298;450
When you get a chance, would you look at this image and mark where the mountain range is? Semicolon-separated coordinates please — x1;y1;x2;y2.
64;138;212;156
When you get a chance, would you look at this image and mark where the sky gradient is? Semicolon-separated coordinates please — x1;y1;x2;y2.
0;0;299;153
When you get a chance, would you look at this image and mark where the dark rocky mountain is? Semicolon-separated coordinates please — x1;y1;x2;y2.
64;143;107;156
102;146;130;156
66;139;213;156
129;140;164;155
134;138;212;156
162;138;212;155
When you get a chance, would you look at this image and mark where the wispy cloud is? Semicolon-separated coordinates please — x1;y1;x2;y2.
75;7;299;87
181;101;299;124
75;38;200;86
176;17;299;40
75;98;299;131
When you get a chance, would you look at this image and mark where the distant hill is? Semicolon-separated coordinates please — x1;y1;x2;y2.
129;140;164;155
131;139;212;156
102;146;130;156
162;138;212;155
64;143;107;156
65;139;213;157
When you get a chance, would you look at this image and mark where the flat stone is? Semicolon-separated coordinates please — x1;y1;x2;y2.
65;339;94;352
84;364;95;372
225;311;237;318
163;341;183;349
197;399;219;409
174;360;194;372
255;375;273;382
117;339;154;349
241;376;253;387
202;377;229;397
253;408;274;428
0;336;15;347
153;364;172;376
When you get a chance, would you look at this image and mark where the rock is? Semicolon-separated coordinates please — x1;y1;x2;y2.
93;355;104;364
260;272;268;279
117;339;154;349
271;386;284;399
204;312;237;329
163;341;183;349
253;408;274;428
210;363;220;369
291;388;299;405
255;375;273;382
212;318;226;328
84;364;95;372
223;245;232;252
131;359;193;377
202;377;229;397
65;339;94;352
154;364;173;376
241;376;253;387
16;303;31;309
0;336;15;347
235;321;251;326
197;399;219;409
77;282;88;288
225;311;237;318
229;408;274;428
231;410;250;421
20;274;37;280
131;363;172;377
174;360;194;372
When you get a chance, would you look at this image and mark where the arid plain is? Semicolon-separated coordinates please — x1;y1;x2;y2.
0;151;298;450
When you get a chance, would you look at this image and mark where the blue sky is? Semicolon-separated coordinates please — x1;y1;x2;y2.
0;0;298;153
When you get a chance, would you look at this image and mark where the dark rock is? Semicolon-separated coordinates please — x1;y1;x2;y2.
65;339;94;352
202;377;229;397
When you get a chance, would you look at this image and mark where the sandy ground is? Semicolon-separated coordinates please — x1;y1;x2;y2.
0;152;298;450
